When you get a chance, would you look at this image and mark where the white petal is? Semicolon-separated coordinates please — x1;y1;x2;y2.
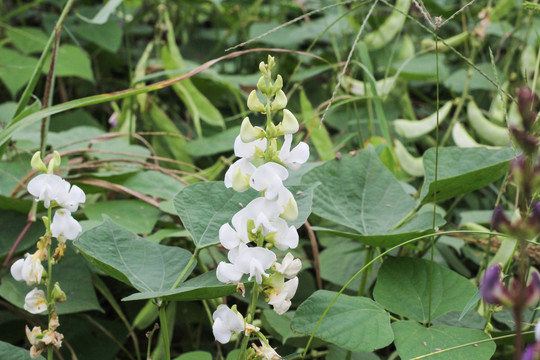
282;277;299;299
249;163;288;200
27;174;66;208
10;258;25;282
279;135;309;170
224;159;256;192
277;187;298;222
234;135;267;159
219;223;245;250
212;305;244;343
51;209;82;240
57;185;86;212
275;253;302;279
21;254;44;285
212;318;233;344
275;226;298;251
24;289;47;314
216;262;244;283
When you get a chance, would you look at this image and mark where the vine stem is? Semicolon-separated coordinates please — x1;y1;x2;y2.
46;206;53;360
238;282;260;360
158;303;171;360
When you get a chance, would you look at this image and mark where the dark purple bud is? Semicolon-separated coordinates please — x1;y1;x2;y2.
517;87;537;132
530;202;540;228
510;126;538;156
525;272;540;307
491;206;511;232
480;264;511;305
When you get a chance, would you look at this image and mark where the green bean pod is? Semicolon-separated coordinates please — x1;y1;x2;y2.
466;99;509;146
364;0;411;51
392;100;453;139
342;75;397;97
421;31;469;53
394;139;424;177
452;122;481;148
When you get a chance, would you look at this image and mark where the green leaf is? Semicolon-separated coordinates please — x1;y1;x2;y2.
185;126;239;157
303;148;444;246
0;47;39;97
6;26;48;54
74;218;195;293
444;63;504;93
44;45;94;82
0;340;45;360
174;182;315;249
392;321;496;360
392;54;449;81
75;21;123;53
173;351;213;360
292;290;393;352
122;171;185;199
327;345;379;360
420;147;514;205
0;245;103;314
319;240;377;292
0;153;32;196
373;257;477;322
122;270;249;301
0;210;44;257
299;90;335;161
83;199;161;235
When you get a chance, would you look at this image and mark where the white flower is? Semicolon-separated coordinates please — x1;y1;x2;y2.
51;208;82;241
27;174;67;208
224;158;256;192
230;244;276;284
268;277;298;315
279;134;309;170
274;253;302;279
219;223;247;250
253;340;282;360
212;305;245;344
26;326;46;359
56;184;85;212
216;262;244;284
232;197;282;241
249;162;288;200
11;253;44;285
276;187;298;222
267;218;298;251
24;288;48;314
234;135;267;160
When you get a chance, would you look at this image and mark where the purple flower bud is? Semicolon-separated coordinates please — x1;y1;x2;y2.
525;272;540;307
480;264;511;305
510;126;538;156
530;202;540;229
517;86;537;132
491;206;511;232
522;344;536;360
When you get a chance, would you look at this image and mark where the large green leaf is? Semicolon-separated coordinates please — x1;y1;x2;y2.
291;290;393;352
0;47;39;97
83;200;161;235
74;218;194;293
303;148;443;246
6;26;48;54
0;210;45;257
0;246;103;314
43;45;94;82
185;126;239;157
392;321;496;360
77;21;123;53
420;147;514;205
122;270;250;301
174;182;315;249
0;341;45;360
373;257;477;322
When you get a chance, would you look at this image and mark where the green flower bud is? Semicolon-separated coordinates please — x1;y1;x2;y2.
257;76;271;96
270;90;288;111
259;61;270;77
240;117;265;143
276;109;299;135
51;282;67;303
247;90;266;113
267;55;275;70
31;152;47;173
47;151;61;174
271;75;283;93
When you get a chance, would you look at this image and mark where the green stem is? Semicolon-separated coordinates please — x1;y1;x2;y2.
158;303;171;360
238;282;261;360
46;206;53;360
170;249;199;290
358;246;373;296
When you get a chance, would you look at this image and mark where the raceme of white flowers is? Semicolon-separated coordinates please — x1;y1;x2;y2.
212;57;308;358
9;151;84;358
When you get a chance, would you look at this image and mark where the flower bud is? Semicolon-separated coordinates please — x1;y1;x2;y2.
52;282;67;303
517;86;536;132
510;126;538;156
267;55;276;70
271;90;288;112
491;206;511;233
247;90;266;113
257;76;271;96
480;264;512;306
259;61;270;77
277;109;299;135
271;74;283;93
240;117;265;143
31;152;47;173
47;151;61;174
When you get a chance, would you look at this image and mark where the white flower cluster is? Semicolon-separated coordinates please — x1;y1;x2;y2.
10;152;85;315
212;57;308;352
